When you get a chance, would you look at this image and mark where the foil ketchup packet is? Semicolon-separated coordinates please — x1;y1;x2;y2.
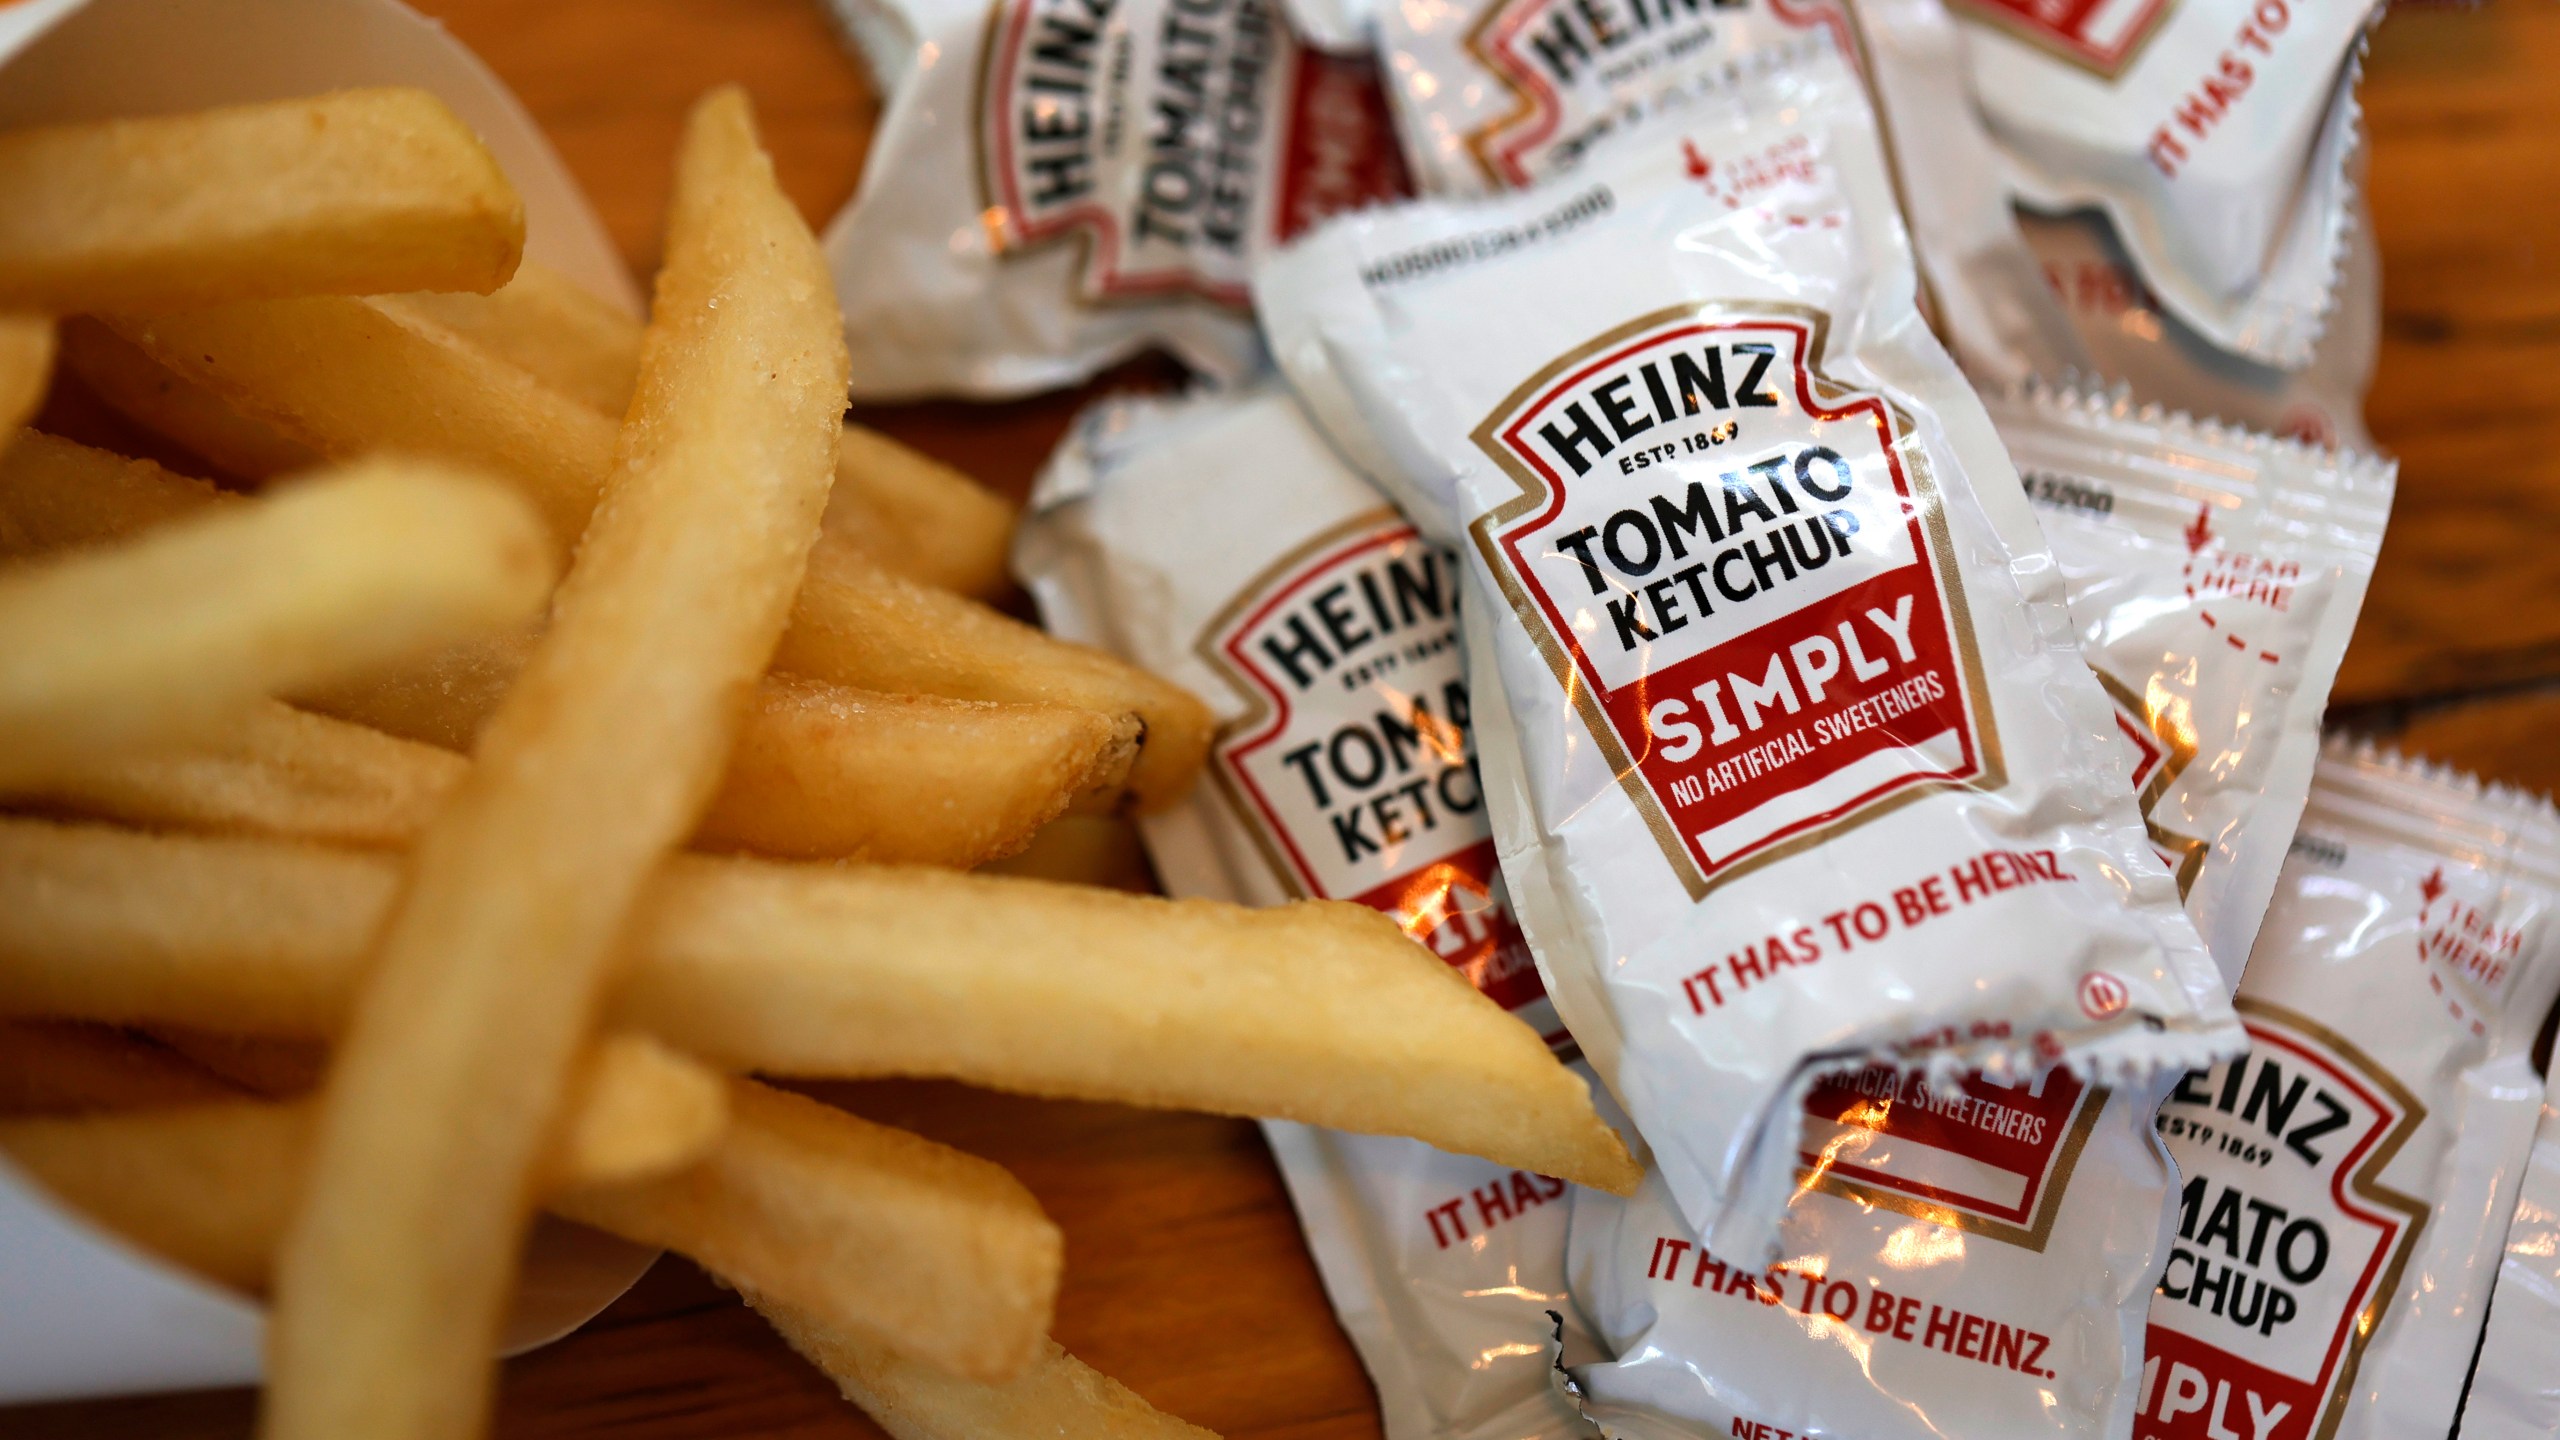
2019;204;2381;452
1566;1067;2190;1439
1255;46;2240;1258
1017;383;1600;1440
1550;396;2391;1440
1986;385;2395;985
821;0;1411;398
1367;0;2080;386
1948;0;2383;369
2133;744;2560;1440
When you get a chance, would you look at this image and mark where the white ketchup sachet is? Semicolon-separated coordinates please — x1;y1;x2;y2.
1256;45;2239;1257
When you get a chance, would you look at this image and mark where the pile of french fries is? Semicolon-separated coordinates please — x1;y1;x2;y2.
0;82;1636;1440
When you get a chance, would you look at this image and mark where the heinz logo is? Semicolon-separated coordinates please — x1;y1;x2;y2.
1202;514;1556;1028
1455;0;1850;188
977;0;1407;305
2139;1002;2430;1440
1471;304;1997;895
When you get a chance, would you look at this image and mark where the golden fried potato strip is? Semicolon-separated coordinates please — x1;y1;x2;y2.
261;88;848;1440
0;89;519;312
0;1033;727;1295
764;1302;1219;1440
0;460;550;789
0;1071;1053;1383
0;821;1642;1193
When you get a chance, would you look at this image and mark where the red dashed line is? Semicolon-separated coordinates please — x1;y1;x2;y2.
2188;589;2281;662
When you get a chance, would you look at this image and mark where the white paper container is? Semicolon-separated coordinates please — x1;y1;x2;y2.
0;0;649;1404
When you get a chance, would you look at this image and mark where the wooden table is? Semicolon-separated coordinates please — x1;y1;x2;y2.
16;1;2560;1435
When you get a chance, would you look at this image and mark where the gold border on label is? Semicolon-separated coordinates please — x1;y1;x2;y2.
2225;997;2431;1440
1193;507;1413;902
1463;300;2006;902
1458;0;1542;190
2093;666;2209;898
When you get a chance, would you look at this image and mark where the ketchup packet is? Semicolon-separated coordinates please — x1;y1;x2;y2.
1256;46;2238;1257
1367;0;2078;385
2019;203;2381;452
821;0;1410;398
2462;1056;2560;1440
1949;0;2382;369
1017;383;1600;1440
1987;385;2395;983
2136;744;2560;1440
1565;1067;2188;1440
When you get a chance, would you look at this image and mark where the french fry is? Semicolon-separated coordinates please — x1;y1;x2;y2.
0;460;553;789
111;279;1016;600
0;435;1117;863
0;820;1643;1193
0;89;521;313
823;425;1019;601
775;536;1212;811
323;640;1137;865
386;266;1016;597
25;698;467;848
697;678;1134;864
0;428;228;558
295;631;531;752
979;814;1157;891
34;673;1115;866
0;433;538;753
57;319;317;480
3;1101;298;1293
555;1079;1060;1381
99;311;1192;809
262;89;850;1440
762;1300;1216;1440
0;314;52;441
0;1018;236;1115
0;1034;730;1297
380;265;641;417
545;1034;732;1192
106;295;615;555
1;1082;1056;1383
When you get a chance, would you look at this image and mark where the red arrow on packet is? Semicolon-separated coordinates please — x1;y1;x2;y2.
2183;502;2214;555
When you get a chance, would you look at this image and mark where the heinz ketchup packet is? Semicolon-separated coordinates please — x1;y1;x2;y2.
2136;744;2560;1440
1256;46;2238;1257
2461;1057;2560;1440
1988;385;2394;984
1368;0;2079;385
1949;0;2381;369
1544;389;2391;1440
1566;1068;2188;1440
1017;383;1600;1440
2019;203;2381;452
821;0;1409;398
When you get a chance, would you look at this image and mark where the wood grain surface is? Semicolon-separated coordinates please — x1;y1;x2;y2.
11;1;2560;1436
